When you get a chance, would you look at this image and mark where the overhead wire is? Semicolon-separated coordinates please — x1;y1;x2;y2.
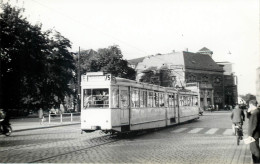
26;0;149;56
13;0;187;86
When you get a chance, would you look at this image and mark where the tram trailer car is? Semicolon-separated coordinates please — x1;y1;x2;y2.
81;72;200;134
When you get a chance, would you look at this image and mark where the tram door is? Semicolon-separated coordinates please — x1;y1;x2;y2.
119;86;130;125
168;93;177;124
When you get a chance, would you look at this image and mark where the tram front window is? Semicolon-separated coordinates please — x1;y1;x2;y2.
83;89;109;108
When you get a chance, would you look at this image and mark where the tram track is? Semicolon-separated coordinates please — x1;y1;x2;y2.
1;125;165;163
0;132;121;163
26;131;149;163
28;135;121;163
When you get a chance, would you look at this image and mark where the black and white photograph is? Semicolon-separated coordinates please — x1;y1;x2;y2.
0;0;259;163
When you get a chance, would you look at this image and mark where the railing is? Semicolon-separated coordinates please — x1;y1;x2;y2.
48;113;80;124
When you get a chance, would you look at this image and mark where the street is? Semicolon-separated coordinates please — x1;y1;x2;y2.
0;111;252;164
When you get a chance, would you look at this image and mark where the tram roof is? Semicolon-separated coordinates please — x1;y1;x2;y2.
82;72;196;94
114;77;178;92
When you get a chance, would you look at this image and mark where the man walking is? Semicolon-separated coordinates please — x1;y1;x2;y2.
247;100;260;164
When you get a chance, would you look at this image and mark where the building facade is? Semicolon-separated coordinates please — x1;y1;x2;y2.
128;47;238;109
256;67;260;104
217;61;238;107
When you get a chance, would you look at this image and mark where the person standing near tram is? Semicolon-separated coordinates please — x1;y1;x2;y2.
38;108;44;124
247;100;260;164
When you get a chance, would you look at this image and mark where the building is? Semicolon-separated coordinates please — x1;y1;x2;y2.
217;61;238;107
256;67;260;104
128;47;238;109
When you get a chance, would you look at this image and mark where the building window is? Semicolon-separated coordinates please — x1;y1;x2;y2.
214;76;221;84
202;76;209;82
188;74;196;82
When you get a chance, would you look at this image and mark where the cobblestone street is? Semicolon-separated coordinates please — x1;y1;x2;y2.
0;111;252;163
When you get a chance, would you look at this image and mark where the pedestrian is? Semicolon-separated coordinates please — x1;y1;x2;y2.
0;109;11;133
0;109;6;132
38;108;44;124
230;104;245;135
0;108;5;121
247;100;260;164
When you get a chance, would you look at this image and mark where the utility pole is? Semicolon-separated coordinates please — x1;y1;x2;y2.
77;47;81;112
0;58;2;108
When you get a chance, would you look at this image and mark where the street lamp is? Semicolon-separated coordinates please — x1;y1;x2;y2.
77;47;81;112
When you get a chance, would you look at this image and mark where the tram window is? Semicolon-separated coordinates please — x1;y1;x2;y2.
187;96;191;106
131;89;140;108
154;92;159;107
169;94;174;107
165;94;169;107
111;87;119;108
193;96;198;106
159;93;164;107
184;96;190;106
174;94;178;107
120;90;129;108
179;96;184;106
148;91;153;107
83;88;109;108
140;90;147;108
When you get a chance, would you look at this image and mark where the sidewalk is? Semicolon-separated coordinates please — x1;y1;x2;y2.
10;115;80;132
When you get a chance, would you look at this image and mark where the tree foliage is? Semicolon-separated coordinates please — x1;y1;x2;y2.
240;93;256;105
0;3;75;111
79;45;136;80
141;67;173;87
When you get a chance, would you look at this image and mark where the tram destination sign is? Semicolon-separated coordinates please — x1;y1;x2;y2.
82;73;112;83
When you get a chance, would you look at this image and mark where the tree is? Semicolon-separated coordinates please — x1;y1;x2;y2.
79;45;136;80
0;3;75;112
140;67;174;87
240;93;256;105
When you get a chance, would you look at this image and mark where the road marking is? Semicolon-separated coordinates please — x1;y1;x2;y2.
223;129;233;135
171;128;188;133
205;128;219;134
188;128;203;134
172;127;235;136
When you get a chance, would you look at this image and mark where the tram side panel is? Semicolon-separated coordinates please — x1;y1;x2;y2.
179;106;199;123
130;107;167;131
178;94;199;123
129;89;167;131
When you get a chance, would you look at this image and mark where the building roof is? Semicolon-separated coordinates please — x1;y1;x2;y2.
197;47;213;55
128;57;146;66
198;47;211;52
183;51;223;72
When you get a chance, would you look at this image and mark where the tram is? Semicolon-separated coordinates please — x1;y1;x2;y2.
81;72;199;134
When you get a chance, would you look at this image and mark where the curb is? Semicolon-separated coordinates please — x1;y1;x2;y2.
13;122;80;132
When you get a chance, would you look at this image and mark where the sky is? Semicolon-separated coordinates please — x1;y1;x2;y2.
2;0;260;95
